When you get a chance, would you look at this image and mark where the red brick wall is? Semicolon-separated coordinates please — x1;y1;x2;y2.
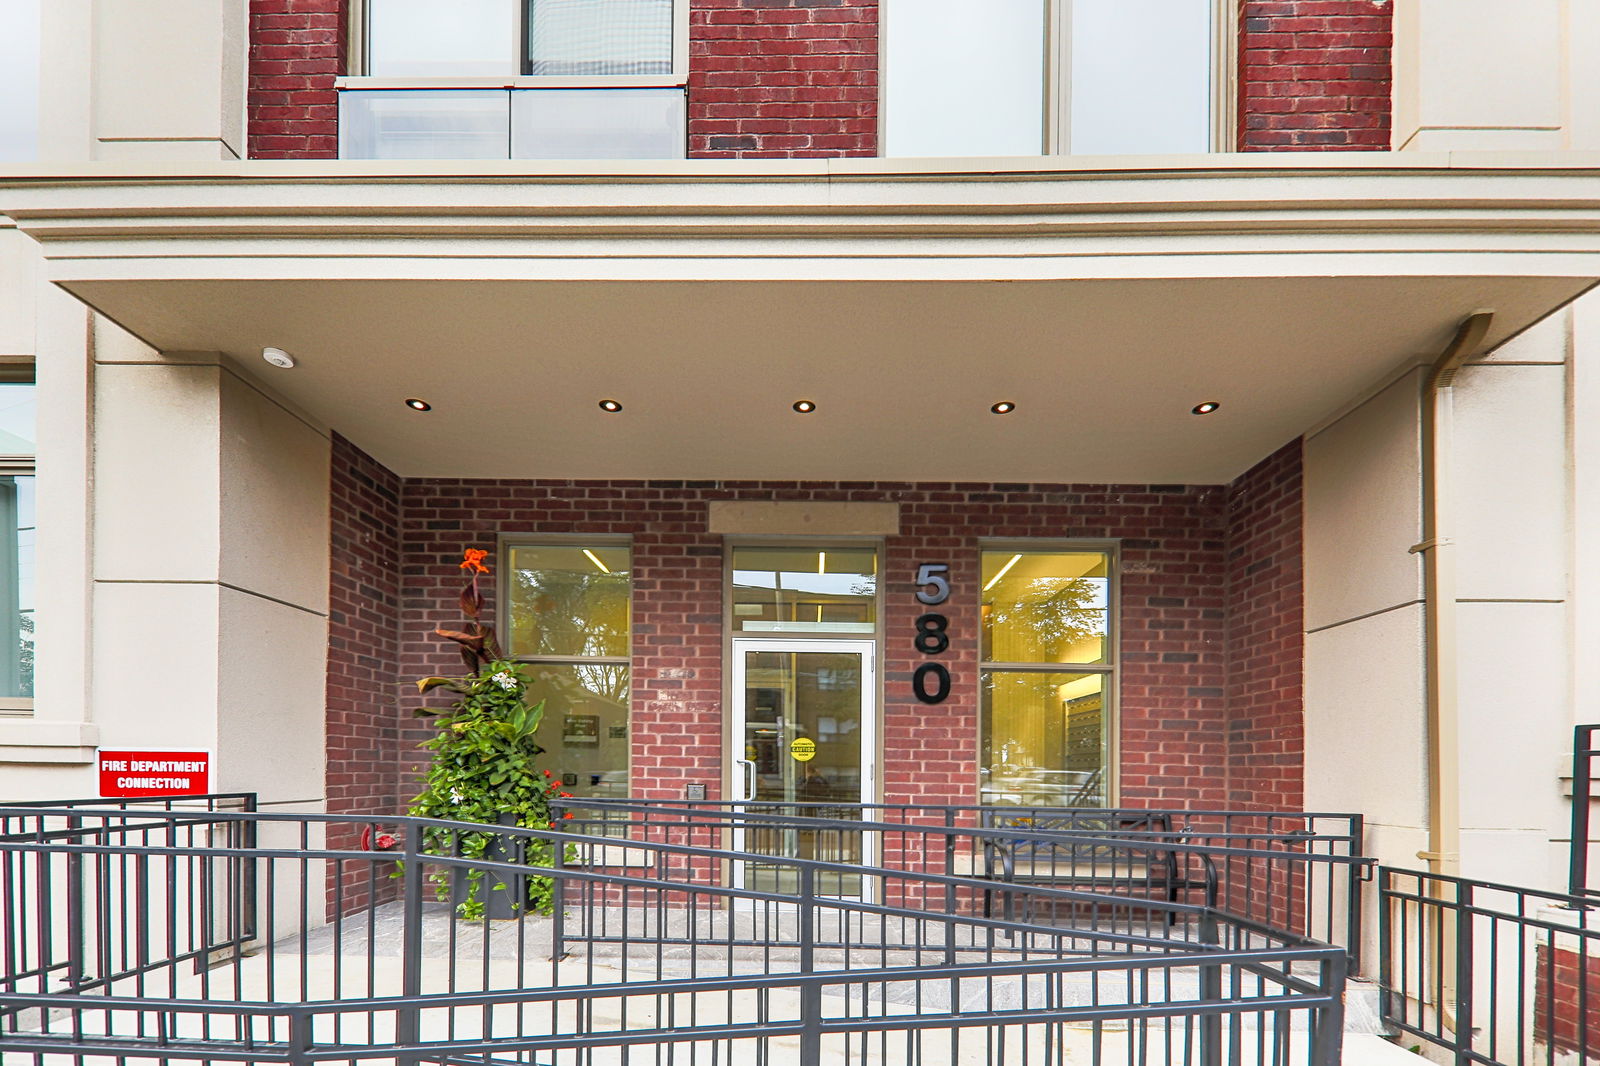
247;0;345;159
393;480;1229;810
1238;0;1392;151
1537;941;1600;1053
687;0;878;158
1223;440;1304;809
326;434;403;909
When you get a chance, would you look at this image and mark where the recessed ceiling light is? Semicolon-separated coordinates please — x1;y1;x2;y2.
1191;401;1220;415
991;401;1016;414
262;346;296;369
598;399;622;413
405;398;432;412
792;400;816;413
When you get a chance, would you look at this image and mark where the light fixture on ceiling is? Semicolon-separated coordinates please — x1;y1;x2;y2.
982;553;1022;593
990;401;1016;414
404;398;432;412
582;548;611;574
1191;401;1221;415
598;399;622;413
793;400;816;413
261;347;296;369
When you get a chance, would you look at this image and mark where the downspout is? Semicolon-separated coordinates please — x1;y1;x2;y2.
1411;310;1493;1031
1411;309;1493;880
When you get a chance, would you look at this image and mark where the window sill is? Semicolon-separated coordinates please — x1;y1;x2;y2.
0;719;100;764
336;75;687;92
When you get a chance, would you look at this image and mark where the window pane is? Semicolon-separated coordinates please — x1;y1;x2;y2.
339;90;510;159
506;544;631;658
981;550;1109;664
0;0;39;162
0;475;35;699
883;0;1045;157
526;663;629;801
368;0;520;77
0;384;37;455
1069;0;1213;154
981;671;1106;807
528;0;674;76
510;88;685;159
731;546;877;634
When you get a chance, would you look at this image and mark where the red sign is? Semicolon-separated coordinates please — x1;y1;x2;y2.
98;750;211;798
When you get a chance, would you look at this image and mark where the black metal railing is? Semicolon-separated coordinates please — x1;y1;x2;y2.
555;799;1371;967
0;792;258;1000
1;802;1352;1065
1381;867;1600;1066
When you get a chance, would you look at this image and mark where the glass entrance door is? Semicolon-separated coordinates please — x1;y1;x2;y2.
730;638;875;895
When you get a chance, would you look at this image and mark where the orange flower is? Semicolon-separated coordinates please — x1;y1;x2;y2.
459;548;489;574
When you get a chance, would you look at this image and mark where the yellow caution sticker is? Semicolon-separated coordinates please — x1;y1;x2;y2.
789;737;817;762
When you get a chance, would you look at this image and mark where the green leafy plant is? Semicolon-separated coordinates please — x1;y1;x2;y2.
409;548;573;919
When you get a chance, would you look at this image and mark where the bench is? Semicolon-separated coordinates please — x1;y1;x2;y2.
978;809;1210;925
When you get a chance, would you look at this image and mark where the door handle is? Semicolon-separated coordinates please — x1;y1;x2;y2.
734;758;756;803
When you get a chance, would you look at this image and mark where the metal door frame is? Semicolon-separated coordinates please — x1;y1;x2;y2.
729;637;877;893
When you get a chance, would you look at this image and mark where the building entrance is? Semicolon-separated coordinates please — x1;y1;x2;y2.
729;637;876;895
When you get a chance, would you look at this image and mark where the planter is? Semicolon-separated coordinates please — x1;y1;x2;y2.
448;814;527;920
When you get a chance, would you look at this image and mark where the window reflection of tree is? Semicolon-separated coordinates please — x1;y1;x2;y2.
510;568;630;658
985;576;1104;661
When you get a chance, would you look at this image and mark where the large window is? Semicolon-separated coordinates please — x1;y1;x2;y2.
501;539;631;800
729;546;879;637
883;0;1219;157
339;0;688;159
0;380;35;712
979;547;1113;807
0;0;40;163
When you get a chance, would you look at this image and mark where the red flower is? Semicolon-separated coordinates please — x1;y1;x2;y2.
459;548;489;574
542;770;552;778
563;812;573;819
558;792;571;798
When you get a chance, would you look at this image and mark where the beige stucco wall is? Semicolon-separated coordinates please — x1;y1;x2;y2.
0;2;330;804
1305;368;1428;860
40;0;246;163
1394;0;1600;153
1305;310;1581;967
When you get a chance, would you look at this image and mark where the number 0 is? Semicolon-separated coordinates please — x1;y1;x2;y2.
913;663;951;704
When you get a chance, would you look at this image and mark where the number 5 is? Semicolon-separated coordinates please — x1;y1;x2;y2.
915;564;949;605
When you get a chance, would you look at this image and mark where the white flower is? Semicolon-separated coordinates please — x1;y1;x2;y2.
449;787;465;805
491;671;517;692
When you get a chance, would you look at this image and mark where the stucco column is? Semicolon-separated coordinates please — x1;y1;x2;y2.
1392;0;1565;151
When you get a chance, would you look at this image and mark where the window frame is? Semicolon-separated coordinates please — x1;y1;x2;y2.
343;0;692;88
496;532;633;795
879;0;1235;157
977;539;1120;806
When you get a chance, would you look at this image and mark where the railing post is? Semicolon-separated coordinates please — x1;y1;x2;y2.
1310;950;1348;1066
1453;881;1474;1066
551;826;566;962
1198;856;1222;1066
64;813;85;987
1349;814;1367;972
799;865;822;1063
1573;726;1594;898
1378;869;1394;1026
396;827;425;1066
